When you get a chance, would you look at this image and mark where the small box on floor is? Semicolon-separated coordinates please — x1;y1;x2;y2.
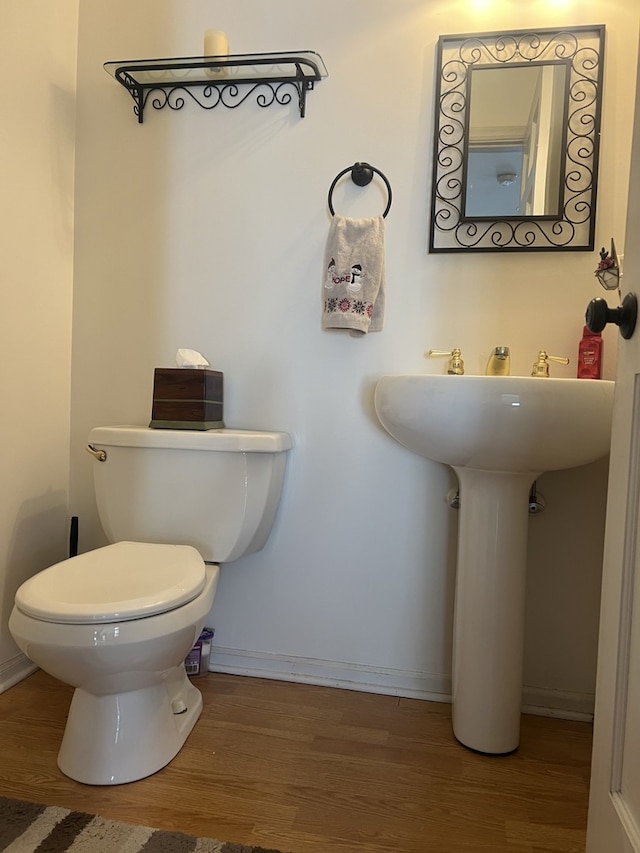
185;628;214;677
150;368;224;430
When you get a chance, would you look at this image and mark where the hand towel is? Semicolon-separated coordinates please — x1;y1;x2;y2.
322;215;386;336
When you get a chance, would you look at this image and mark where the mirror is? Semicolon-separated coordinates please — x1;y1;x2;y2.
429;26;605;252
465;64;568;218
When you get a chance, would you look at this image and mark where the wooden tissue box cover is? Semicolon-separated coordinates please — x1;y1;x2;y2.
150;368;224;430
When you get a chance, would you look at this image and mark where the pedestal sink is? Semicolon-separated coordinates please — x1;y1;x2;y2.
374;374;614;754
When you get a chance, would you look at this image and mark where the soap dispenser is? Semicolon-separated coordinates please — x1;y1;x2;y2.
577;325;603;379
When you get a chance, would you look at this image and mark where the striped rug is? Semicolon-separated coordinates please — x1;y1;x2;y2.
0;796;287;853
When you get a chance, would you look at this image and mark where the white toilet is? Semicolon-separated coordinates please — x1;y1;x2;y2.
9;425;291;786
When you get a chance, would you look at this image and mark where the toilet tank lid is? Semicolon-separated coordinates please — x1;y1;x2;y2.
89;426;292;452
15;542;207;624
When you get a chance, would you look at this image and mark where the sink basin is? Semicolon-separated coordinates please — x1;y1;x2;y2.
374;374;614;475
374;374;614;755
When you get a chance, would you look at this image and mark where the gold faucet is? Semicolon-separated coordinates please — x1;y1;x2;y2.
426;348;464;375
531;350;570;377
485;346;510;376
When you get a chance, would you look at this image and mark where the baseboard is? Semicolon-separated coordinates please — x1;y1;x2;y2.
522;685;594;722
0;653;37;694
209;646;594;721
210;646;450;701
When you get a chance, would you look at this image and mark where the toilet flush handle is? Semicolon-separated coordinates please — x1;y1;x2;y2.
86;444;107;462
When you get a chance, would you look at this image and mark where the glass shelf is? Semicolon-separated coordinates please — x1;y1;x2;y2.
104;51;328;123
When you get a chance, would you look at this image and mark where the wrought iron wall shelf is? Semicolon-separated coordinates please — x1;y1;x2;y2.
104;51;328;123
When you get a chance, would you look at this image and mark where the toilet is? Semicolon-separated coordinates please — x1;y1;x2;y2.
9;425;291;785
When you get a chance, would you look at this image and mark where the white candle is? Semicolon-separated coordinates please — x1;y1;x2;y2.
204;29;228;58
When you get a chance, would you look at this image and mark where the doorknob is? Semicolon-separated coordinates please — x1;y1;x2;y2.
585;293;638;340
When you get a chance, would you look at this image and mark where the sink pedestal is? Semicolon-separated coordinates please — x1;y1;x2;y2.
452;467;537;754
374;373;614;756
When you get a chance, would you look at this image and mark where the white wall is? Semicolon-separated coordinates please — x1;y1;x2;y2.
0;2;78;688
70;0;639;715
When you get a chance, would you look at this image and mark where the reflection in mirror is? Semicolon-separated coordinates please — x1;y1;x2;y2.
465;64;568;218
429;26;604;252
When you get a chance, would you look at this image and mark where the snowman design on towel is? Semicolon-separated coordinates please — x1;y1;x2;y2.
325;258;337;289
347;265;362;293
324;258;364;293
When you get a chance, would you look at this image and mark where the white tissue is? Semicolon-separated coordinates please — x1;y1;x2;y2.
175;348;211;369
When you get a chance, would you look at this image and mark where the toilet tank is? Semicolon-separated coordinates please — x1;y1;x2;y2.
87;426;292;563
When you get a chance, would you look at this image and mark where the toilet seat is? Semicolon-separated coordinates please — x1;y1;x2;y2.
15;541;206;624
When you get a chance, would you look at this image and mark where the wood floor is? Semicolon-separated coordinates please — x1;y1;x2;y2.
0;670;592;853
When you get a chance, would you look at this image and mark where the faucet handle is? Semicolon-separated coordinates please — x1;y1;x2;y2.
531;350;570;377
426;348;464;375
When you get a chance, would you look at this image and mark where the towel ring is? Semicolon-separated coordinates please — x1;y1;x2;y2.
327;162;392;218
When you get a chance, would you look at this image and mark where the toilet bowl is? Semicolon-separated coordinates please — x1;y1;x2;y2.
10;541;219;785
10;426;291;785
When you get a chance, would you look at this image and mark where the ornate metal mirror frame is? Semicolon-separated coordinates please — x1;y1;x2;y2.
429;25;605;253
